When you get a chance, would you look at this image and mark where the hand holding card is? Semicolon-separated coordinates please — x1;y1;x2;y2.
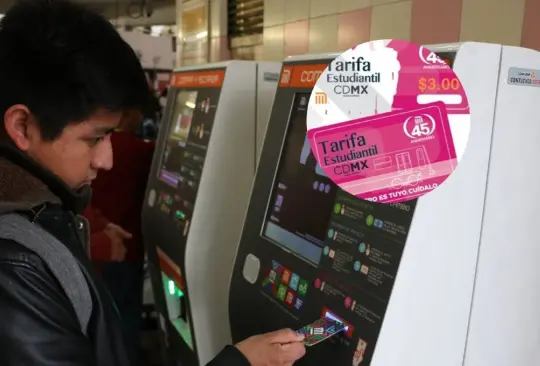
297;317;347;347
235;328;306;365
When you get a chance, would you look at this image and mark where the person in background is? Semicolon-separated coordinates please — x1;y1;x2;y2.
156;87;168;130
158;86;168;110
139;92;160;140
83;205;129;262
0;1;306;365
84;108;154;366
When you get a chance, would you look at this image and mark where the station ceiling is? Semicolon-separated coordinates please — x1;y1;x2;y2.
0;0;178;26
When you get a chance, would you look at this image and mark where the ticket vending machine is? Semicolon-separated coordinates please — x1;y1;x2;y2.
229;42;540;366
142;60;280;366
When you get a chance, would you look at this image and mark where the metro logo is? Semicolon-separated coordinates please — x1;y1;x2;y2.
279;66;293;86
279;63;329;88
315;92;327;104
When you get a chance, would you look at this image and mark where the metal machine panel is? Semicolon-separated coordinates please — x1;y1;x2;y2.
142;60;279;366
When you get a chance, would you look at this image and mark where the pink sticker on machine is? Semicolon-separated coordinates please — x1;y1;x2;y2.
307;101;457;203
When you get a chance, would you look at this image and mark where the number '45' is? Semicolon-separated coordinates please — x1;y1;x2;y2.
411;123;430;137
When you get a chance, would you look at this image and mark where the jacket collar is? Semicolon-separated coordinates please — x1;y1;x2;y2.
0;143;91;216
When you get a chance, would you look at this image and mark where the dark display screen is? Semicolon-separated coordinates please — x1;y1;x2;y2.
155;88;219;235
158;90;199;186
262;93;337;265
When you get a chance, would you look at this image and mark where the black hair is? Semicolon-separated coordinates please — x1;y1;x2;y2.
0;0;150;140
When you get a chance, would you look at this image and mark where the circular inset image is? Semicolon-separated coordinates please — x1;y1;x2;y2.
359;242;366;253
323;246;330;255
327;229;334;239
306;40;470;203
334;203;341;214
354;261;361;271
314;278;322;289
344;296;352;308
313;181;319;190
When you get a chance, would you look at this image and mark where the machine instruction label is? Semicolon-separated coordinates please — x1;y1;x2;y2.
507;67;540;87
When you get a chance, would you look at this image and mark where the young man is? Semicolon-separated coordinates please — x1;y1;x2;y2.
0;1;306;365
84;109;155;366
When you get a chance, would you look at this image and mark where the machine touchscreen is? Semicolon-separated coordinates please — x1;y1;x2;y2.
154;88;218;235
262;93;336;265
158;90;199;187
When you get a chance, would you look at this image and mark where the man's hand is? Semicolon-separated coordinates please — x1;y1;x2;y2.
105;223;132;240
104;223;131;261
235;328;306;366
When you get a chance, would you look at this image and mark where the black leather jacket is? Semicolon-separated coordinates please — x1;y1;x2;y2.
0;146;249;366
0;146;132;366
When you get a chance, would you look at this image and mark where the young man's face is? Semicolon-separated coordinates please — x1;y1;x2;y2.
4;106;122;189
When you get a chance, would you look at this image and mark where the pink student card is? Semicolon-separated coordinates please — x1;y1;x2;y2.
307;101;457;203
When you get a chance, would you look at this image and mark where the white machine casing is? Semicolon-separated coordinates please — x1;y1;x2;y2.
364;42;540;366
178;61;280;364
